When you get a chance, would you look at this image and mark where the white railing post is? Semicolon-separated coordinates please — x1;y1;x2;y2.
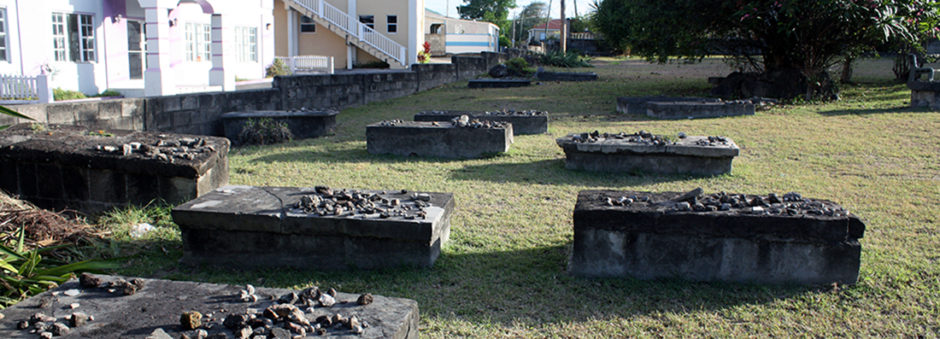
328;57;334;74
318;0;323;15
36;73;53;103
400;46;406;65
358;23;363;39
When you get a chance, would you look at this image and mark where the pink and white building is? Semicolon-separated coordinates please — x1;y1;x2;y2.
0;0;275;98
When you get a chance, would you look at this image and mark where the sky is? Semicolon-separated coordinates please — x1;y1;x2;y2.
426;0;597;20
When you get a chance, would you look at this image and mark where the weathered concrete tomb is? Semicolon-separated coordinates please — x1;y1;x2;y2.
569;189;865;285
413;110;548;135
468;79;531;88
616;96;754;119
172;185;454;269
0;274;418;338
616;96;720;115
907;80;940;109
221;109;338;145
536;71;598;82
556;131;739;176
0;124;229;214
367;118;513;159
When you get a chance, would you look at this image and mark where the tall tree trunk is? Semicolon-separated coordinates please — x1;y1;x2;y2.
840;57;854;84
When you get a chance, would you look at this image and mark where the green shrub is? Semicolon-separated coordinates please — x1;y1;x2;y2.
538;51;593;68
266;58;291;77
91;89;122;98
237;118;293;146
53;88;86;101
505;57;535;77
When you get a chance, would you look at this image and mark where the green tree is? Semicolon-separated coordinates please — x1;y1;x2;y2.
459;0;517;48
591;0;938;99
516;1;549;43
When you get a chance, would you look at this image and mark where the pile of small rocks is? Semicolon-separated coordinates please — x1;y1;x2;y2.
570;130;673;146
294;186;432;220
10;273;127;338
603;187;850;217
93;135;215;163
191;285;375;338
449;115;508;129
694;136;731;146
377;119;405;127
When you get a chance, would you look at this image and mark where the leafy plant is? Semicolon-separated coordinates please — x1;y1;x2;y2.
505;57;536;76
53;88;87;101
538;50;593;68
91;89;123;98
0;228;118;308
0;105;33;130
87;129;113;137
266;58;291;78
418;41;432;64
237;118;293;146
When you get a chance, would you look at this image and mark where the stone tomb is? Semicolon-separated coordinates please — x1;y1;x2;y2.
907;80;940;109
413;110;548;135
0;124;229;214
468;79;531;88
172;185;454;269
556;131;739;176
616;96;754;119
221;109;338;145
0;274;418;338
569;189;865;285
367;119;512;159
536;71;599;82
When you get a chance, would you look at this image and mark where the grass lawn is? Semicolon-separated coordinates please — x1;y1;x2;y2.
98;57;938;337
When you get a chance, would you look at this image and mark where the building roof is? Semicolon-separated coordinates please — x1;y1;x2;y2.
530;19;563;30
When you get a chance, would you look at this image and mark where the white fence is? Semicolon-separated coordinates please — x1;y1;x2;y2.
0;73;52;104
277;55;335;74
289;0;407;65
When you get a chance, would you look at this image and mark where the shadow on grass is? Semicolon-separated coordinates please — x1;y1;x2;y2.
116;242;818;327
246;145;510;166
450;159;714;186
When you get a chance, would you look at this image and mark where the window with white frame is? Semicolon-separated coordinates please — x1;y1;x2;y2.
51;12;96;62
359;15;374;29
235;27;257;63
185;23;211;62
386;15;397;33
0;8;8;61
300;15;315;33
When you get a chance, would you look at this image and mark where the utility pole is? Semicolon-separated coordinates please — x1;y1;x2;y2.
560;0;567;52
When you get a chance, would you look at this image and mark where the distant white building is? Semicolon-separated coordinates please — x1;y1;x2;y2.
424;9;499;56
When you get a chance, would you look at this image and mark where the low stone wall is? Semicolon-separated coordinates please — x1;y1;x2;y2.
173;185;454;270
468;79;531;88
536;71;598;82
0;124;229;214
367;120;513;158
646;100;755;119
908;81;940;109
569;190;865;285
0;274;419;338
4;52;503;137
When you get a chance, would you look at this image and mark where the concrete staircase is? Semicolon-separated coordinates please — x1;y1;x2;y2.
284;0;408;69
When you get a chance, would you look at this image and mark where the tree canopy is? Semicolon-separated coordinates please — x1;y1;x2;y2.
592;0;939;78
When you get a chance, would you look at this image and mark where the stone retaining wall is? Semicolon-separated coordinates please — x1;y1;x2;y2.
2;52;505;136
908;81;940;109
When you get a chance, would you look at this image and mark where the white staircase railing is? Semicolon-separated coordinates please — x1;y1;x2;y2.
289;0;407;66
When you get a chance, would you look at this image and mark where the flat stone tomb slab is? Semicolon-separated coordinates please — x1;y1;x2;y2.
570;190;866;285
0;274;418;339
536;71;598;82
413;110;548;135
0;123;229;215
172;185;455;269
221;109;338;145
556;132;739;176
468;79;531;88
616;96;720;115
367;120;512;159
646;100;755;119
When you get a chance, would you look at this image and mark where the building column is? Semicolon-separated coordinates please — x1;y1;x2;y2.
286;8;297;57
142;0;176;96
209;14;235;91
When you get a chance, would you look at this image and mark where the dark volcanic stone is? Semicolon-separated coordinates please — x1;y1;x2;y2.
79;273;102;288
180;311;203;330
